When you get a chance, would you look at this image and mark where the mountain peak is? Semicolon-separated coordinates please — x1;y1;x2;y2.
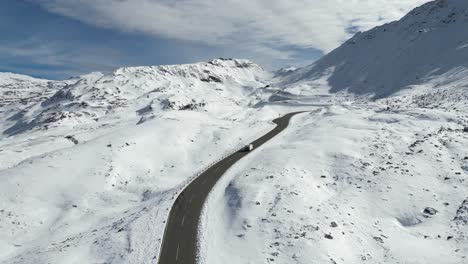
281;0;468;98
406;0;468;21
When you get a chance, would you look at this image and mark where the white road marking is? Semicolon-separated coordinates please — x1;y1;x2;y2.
176;244;180;261
181;216;185;226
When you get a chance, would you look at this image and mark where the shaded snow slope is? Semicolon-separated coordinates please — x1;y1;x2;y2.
281;0;468;98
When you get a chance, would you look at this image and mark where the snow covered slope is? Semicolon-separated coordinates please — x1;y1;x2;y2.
0;59;274;264
0;72;68;110
201;102;468;264
281;0;468;98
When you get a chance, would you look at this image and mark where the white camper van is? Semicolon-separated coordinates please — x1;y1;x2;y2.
244;144;254;152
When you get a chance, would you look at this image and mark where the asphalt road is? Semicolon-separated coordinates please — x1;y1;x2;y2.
157;112;306;264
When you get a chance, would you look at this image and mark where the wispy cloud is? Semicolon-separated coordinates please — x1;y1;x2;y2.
1;0;430;79
33;0;430;58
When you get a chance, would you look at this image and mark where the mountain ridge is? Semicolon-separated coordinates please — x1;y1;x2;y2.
280;0;468;98
0;58;268;137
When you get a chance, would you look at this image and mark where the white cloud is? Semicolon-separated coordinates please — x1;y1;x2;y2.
33;0;430;60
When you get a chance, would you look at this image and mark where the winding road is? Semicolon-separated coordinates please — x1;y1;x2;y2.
158;112;306;264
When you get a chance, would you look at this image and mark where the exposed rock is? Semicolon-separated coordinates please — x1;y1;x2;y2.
454;198;468;225
423;207;438;216
373;237;384;243
200;75;222;83
65;135;79;145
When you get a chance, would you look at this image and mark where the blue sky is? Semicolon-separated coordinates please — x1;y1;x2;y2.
0;0;426;80
0;1;241;79
0;0;322;79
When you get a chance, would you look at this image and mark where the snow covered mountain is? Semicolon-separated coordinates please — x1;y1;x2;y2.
1;1;468;263
282;0;468;98
198;1;468;263
1;59;268;138
0;59;277;264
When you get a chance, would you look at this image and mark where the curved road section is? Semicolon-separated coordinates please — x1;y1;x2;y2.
158;112;306;264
